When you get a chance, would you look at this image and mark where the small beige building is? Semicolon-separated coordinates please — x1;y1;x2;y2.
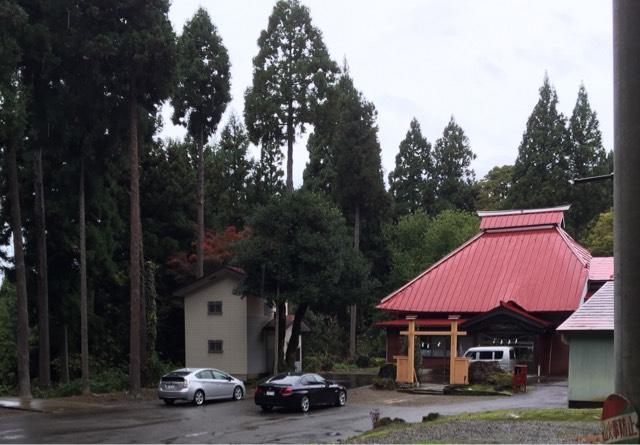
175;266;303;379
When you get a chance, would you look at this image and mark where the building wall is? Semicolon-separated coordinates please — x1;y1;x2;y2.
567;333;614;404
184;275;248;377
246;295;272;376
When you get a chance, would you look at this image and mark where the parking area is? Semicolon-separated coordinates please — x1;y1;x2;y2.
0;381;569;443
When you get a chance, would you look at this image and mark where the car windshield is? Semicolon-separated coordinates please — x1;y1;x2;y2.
267;374;301;385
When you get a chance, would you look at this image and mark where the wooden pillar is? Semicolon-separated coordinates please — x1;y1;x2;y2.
406;315;416;384
450;319;458;378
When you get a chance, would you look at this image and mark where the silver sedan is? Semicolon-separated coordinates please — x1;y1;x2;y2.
158;368;245;406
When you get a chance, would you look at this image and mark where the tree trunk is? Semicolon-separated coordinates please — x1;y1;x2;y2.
285;303;308;368
62;325;69;384
129;84;142;394
7;136;31;399
277;302;287;369
349;203;361;360
139;245;147;385
34;146;50;388
286;105;294;192
196;131;205;278
79;158;90;395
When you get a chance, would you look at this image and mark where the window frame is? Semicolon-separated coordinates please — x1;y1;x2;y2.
207;300;223;315
208;340;223;354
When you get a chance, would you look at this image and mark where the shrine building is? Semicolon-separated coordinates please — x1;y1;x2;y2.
377;205;613;377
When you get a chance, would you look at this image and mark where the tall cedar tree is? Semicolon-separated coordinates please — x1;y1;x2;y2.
17;0;67;389
388;118;435;216
566;84;612;238
306;70;389;358
61;1;120;394
245;0;337;192
510;76;570;210
216;114;253;228
105;0;176;393
233;190;371;368
474;165;514;210
172;8;231;278
0;0;30;398
432;116;477;212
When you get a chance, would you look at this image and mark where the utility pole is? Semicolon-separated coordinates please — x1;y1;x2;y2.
613;0;640;411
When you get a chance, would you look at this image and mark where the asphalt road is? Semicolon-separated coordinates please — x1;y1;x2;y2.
0;382;569;444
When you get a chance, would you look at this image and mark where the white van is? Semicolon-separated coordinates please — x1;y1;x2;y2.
463;346;517;372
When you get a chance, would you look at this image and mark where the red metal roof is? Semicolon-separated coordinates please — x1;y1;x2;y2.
478;206;568;230
557;281;614;331
589;257;614;281
378;225;590;313
375;318;468;328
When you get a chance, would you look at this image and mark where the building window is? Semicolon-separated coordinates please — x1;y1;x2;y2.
208;340;223;353
207;301;222;315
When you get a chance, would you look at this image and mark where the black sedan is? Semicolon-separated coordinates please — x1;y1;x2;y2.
254;373;347;413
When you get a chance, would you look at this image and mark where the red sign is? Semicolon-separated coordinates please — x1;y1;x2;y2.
602;394;639;444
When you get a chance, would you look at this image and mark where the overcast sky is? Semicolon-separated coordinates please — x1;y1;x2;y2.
161;0;613;187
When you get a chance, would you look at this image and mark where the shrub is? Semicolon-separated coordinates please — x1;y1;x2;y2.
378;363;397;379
303;353;334;372
469;361;503;384
487;371;512;390
355;355;370;368
333;361;356;370
372;377;395;390
370;357;386;368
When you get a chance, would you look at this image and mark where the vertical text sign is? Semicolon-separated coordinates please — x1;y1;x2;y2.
602;394;639;444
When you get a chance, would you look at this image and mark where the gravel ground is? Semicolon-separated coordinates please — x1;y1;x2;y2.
351;420;601;444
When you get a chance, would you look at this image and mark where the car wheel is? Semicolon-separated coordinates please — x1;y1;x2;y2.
335;390;347;407
300;395;310;413
163;399;175;406
232;386;243;401
193;389;205;406
260;405;273;412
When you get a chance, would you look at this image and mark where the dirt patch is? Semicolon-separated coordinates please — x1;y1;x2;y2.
347;386;501;407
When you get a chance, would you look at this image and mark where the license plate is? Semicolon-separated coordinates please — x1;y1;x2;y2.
265;390;275;396
165;385;175;390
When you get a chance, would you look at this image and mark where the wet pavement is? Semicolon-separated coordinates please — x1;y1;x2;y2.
0;381;569;443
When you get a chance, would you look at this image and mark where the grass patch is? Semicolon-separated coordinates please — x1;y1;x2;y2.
348;408;602;443
438;407;602;423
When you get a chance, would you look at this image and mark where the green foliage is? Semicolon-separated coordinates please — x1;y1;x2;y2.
433;116;477;212
565;85;612;238
356;355;371;368
585;209;613;256
303;353;335;372
372;377;396;390
475;165;514;211
487;372;513;390
389;118;435;216
0;280;17;390
234;190;374;365
510;75;570;210
370;357;387;368
244;0;337;145
172;7;231;141
305;69;392;282
245;0;337;189
215;114;254;227
385;210;479;289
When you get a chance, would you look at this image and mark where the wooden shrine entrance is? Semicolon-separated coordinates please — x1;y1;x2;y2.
395;315;470;385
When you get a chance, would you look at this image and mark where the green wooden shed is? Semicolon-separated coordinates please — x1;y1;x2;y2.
558;281;614;407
